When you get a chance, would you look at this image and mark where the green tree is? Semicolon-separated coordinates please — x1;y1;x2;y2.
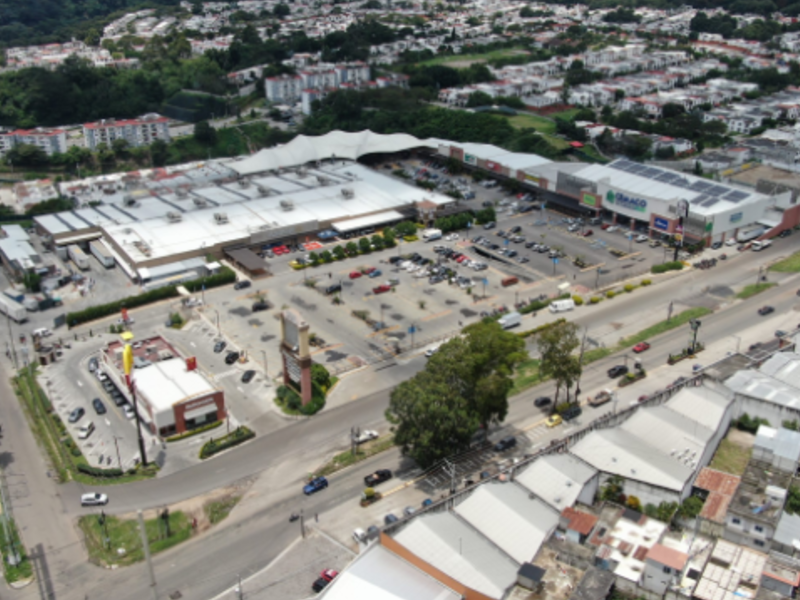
678;496;704;519
466;91;493;107
345;241;359;256
332;246;346;260
111;138;130;158
600;475;624;502
150;139;168;167
370;234;384;250
194;120;217;145
520;5;535;17
311;363;332;391
358;237;372;253
382;227;396;247
84;28;101;47
273;3;291;18
537;321;581;405
6;144;48;168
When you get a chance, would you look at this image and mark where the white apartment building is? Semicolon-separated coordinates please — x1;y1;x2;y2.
83;114;170;150
265;75;304;103
0;128;68;156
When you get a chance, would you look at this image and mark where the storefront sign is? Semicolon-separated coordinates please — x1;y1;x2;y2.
464;153;477;165
486;161;502;172
730;212;743;224
525;174;540;184
184;397;214;412
653;217;669;231
581;192;597;207
606;190;647;213
284;350;301;384
186;356;197;371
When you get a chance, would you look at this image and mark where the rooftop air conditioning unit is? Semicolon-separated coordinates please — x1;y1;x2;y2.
280;199;295;211
316;175;330;185
257;185;269;195
213;212;229;224
297;167;308;178
238;178;250;188
193;197;208;208
176;188;188;198
122;195;139;208
341;187;354;199
166;211;182;223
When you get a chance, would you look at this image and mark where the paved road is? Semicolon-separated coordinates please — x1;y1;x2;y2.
3;241;799;600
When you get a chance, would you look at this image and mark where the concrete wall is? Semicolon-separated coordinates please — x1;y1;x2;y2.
733;393;800;430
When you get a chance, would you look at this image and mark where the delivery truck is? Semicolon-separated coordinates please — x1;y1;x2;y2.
68;245;90;271
422;228;442;241
497;311;521;329
89;240;114;268
0;296;27;323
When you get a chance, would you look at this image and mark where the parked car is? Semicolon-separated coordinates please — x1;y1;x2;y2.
384;513;399;525
324;283;341;295
233;280;252;290
303;476;328;495
635;234;649;243
355;430;378;444
363;267;376;275
81;493;108;506
546;414;562;428
758;305;775;316
252;301;269;312
364;469;393;486
320;569;339;583
534;396;551;407
349;271;362;279
582;229;594;237
710;241;722;250
241;370;256;383
225;351;240;365
123;404;136;419
607;365;629;378
632;342;651;353
312;578;329;593
493;436;517;452
92;398;106;415
213;340;227;353
87;357;98;372
373;284;391;294
368;269;382;278
68;407;85;423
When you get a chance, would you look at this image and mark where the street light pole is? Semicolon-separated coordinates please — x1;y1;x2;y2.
261;349;268;382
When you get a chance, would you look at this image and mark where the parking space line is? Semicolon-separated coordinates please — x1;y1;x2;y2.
421;310;451;322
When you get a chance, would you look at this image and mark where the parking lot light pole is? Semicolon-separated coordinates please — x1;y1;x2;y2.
113;435;123;470
261;350;268;382
213;309;220;335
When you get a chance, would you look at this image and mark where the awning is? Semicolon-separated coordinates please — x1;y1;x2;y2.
332;210;405;234
54;231;103;245
225;248;267;272
183;403;218;421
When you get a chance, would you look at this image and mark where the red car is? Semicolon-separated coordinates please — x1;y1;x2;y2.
600;223;610;230
274;245;289;255
349;271;362;279
320;569;339;583
363;267;376;275
373;284;391;294
633;341;651;353
582;229;594;237
456;255;467;263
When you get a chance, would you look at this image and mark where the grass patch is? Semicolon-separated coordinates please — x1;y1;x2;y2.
507;114;556;134
204;495;241;525
550;108;581;122
511;357;542;394
578;144;607;162
79;511;192;567
315;435;396;477
581;347;613;364
0;516;33;583
736;282;777;299
618;307;712;348
709;437;752;476
769;251;800;272
418;47;527;66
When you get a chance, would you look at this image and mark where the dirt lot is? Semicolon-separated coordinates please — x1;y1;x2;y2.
730;164;800;188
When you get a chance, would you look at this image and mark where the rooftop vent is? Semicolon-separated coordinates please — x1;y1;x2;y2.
280;199;295;211
176;188;188;198
193;197;208;208
256;185;269;195
213;212;229;224
341;187;354;199
238;178;250;188
166;211;182;223
122;195;139;208
297;167;308;178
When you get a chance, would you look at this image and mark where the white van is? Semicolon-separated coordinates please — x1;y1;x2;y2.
751;239;772;251
77;421;95;440
549;299;576;313
32;327;52;338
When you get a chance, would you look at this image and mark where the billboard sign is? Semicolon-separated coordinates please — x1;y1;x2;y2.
581;192;597;207
653;217;669;231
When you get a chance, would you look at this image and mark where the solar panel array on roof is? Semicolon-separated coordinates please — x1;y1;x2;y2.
702;198;720;207
690;180;712;192
690;195;708;205
707;185;729;196
723;190;749;203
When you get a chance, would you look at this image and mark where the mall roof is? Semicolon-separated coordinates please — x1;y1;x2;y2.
571;158;766;215
392;512;518;600
322;545;461;600
453;482;560;564
456;141;551;171
514;453;597;511
229;130;443;176
725;369;800;410
332;210;406;233
133;359;217;413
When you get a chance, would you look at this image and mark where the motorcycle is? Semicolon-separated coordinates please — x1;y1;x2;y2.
289;513;300;523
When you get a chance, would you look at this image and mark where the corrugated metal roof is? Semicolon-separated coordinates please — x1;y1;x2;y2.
454;482;560;564
514;454;597;511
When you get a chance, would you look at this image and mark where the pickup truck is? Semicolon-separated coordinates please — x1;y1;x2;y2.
589;390;613;407
364;469;393;487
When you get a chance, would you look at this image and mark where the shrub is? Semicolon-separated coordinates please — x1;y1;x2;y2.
77;464;124;478
641;279;652;286
589;296;602;304
183;266;237;292
67;285;180;326
166;420;223;442
572;295;584;306
623;284;635;293
199;426;255;459
605;290;616;299
651;261;684;274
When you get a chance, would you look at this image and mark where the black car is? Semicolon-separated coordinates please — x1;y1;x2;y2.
494;436;517;452
241;370;256;383
214;340;227;353
608;365;628;378
252;302;269;312
534;396;551;407
92;398;106;415
110;392;126;407
482;200;493;208
758;305;775;316
519;204;536;213
711;241;722;250
506;250;518;258
779;229;792;238
225;352;240;365
312;578;330;593
88;357;98;372
233;280;252;290
68;407;85;423
509;225;522;234
325;283;342;295
364;469;393;486
525;241;537;248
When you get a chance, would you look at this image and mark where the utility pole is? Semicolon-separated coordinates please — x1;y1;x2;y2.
300;509;306;539
137;510;158;600
674;199;688;262
113;435;123;470
261;350;268;384
443;459;457;495
573;327;589;404
6;313;17;370
236;574;243;600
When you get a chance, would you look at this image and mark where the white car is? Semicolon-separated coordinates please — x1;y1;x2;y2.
95;370;108;382
116;317;135;325
81;492;108;506
726;238;738;246
414;270;429;278
355;430;379;444
636;234;649;243
425;345;441;358
606;225;619;233
123;404;136;419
